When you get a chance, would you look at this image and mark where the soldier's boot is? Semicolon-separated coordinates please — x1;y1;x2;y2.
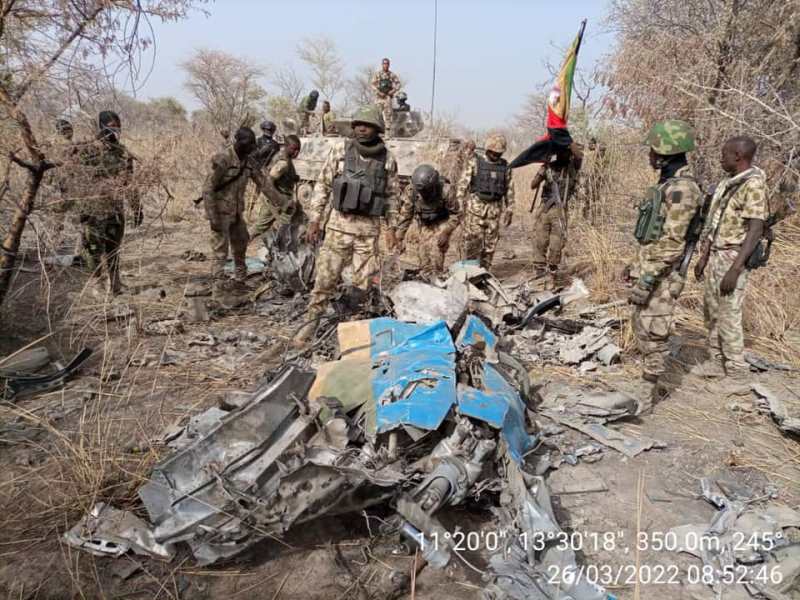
688;356;726;379
293;307;324;348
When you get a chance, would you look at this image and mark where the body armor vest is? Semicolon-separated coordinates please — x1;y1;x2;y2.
412;184;448;225
332;141;388;217
377;74;393;94
470;155;508;201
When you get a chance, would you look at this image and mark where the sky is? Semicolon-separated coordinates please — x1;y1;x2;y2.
137;0;614;129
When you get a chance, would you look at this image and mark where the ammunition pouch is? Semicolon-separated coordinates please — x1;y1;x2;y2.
634;185;666;245
332;174;387;217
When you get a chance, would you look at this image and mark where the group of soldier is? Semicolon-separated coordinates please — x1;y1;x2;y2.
43;60;777;400
628;120;771;399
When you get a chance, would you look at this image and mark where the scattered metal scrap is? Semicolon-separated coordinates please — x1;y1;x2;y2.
750;384;800;436
537;381;664;458
3;347;92;399
668;478;800;599
65;314;614;599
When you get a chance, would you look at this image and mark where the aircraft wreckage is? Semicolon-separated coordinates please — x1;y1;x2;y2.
66;263;617;600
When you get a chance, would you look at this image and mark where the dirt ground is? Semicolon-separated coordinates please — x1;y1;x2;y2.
0;211;798;600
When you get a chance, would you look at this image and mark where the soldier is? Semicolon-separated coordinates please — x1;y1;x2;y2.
253;120;280;170
202;127;273;295
296;105;400;344
529;144;582;287
371;58;401;136
251;134;302;243
395;164;460;281
321;101;337;135
297;90;319;135
75;110;142;297
626;120;702;389
456;133;514;269
395;91;410;112
693;136;767;381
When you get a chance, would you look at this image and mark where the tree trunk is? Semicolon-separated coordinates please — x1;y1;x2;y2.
0;168;45;307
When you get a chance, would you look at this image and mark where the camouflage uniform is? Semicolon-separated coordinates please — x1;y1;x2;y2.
632;166;702;378
701;167;768;373
202;146;266;284
530;158;580;277
370;69;401;135
457;149;514;269
322;111;338;135
251;147;302;240
298;94;318;135
74;138;137;293
395;183;460;280
306;138;400;322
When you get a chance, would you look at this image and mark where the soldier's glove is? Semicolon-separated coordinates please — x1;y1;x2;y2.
628;276;654;306
503;211;513;227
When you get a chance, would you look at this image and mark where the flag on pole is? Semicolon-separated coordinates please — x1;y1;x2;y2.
510;19;587;169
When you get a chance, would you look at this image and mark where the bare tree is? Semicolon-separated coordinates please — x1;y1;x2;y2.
0;0;201;307
270;65;305;105
603;0;800;184
296;35;345;102
181;49;267;134
344;65;375;113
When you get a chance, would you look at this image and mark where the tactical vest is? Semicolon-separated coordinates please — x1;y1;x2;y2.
332;141;388;217
470;155;509;201
634;176;695;245
377;74;393;94
412;184;448;225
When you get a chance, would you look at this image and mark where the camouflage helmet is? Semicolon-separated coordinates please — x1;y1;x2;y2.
351;104;385;133
411;164;439;192
645;120;695;155
396;91;408;101
485;133;507;155
260;120;276;134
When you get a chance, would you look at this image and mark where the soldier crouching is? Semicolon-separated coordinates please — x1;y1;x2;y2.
395;164;460;281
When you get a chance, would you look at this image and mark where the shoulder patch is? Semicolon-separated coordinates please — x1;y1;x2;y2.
669;190;683;204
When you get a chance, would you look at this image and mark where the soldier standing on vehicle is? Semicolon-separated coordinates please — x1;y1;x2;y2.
202;127;276;296
74;111;142;297
456;133;514;269
529;144;582;287
395;91;410;112
297;90;319;135
321;101;337;135
693;136;767;382
625;120;702;391
295;105;400;344
371;58;401;136
395;164;460;281
251;135;302;243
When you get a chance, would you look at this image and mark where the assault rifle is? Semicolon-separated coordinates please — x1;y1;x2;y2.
677;188;714;277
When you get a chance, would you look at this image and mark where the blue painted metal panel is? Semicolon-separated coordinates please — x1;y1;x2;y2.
455;315;535;464
455;314;498;352
370;319;458;433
